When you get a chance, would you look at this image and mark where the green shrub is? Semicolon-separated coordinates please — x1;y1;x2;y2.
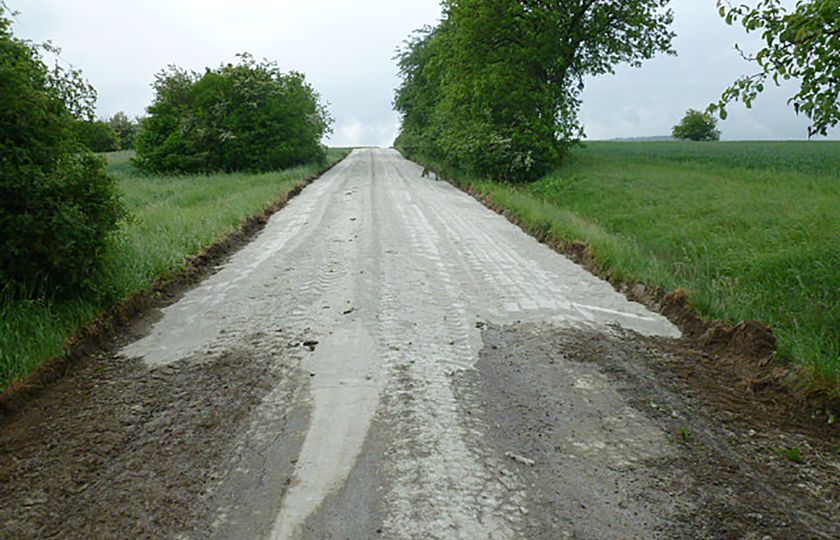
135;54;332;174
0;5;125;298
672;109;720;141
107;111;141;150
73;119;120;152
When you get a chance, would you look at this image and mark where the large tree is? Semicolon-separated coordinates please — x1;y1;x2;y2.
395;0;675;182
712;0;839;136
672;109;721;141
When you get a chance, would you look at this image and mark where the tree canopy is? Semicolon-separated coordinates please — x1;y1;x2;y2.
107;112;141;150
712;0;839;137
672;109;721;141
73;119;119;152
0;4;124;297
394;0;675;182
135;54;333;174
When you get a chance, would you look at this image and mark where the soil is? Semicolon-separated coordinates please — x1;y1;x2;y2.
0;339;298;538
461;323;840;539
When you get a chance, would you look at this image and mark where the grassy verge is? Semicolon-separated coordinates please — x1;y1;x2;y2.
418;141;840;396
0;149;350;392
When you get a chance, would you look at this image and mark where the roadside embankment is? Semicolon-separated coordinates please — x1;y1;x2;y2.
400;141;840;414
0;149;350;402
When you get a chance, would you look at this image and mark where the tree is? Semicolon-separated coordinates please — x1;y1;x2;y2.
74;119;119;152
134;54;333;174
107;111;141;150
672;109;721;141
0;3;125;297
395;0;675;182
712;0;839;137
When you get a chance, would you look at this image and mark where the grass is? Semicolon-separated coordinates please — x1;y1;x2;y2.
446;141;840;395
0;149;350;392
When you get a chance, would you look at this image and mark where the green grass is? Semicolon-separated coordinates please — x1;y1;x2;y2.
456;141;840;394
0;149;350;392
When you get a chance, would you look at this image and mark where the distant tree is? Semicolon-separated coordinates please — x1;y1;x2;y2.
107;111;140;149
712;0;839;137
0;3;125;297
135;54;332;174
395;0;676;182
73;119;119;152
672;109;721;141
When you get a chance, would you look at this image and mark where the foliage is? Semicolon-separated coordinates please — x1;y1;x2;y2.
73;119;119;152
451;140;840;393
394;0;675;182
672;109;721;141
135;54;333;174
107;111;141;150
712;0;839;137
0;4;125;298
1;149;349;390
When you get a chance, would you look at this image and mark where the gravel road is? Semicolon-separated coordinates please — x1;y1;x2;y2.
2;148;837;539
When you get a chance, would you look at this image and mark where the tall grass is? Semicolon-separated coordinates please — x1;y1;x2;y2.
0;149;349;391
462;141;840;394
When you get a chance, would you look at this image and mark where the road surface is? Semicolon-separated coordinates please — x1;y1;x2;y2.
2;149;837;539
125;146;680;539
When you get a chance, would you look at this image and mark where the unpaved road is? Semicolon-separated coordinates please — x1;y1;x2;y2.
1;148;838;539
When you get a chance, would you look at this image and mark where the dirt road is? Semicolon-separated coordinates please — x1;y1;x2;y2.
2;149;838;539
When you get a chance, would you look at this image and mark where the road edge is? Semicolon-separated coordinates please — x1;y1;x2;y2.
395;149;839;422
0;153;350;415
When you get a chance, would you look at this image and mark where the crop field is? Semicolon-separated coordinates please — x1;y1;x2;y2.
464;141;840;394
0;149;349;391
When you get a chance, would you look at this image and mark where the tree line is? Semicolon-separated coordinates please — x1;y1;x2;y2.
1;3;331;299
394;0;838;177
73;112;142;153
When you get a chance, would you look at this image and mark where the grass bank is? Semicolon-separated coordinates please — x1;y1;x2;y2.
0;149;350;392
422;141;840;396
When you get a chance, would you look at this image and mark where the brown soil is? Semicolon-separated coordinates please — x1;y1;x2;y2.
0;338;298;538
467;323;840;539
0;157;344;417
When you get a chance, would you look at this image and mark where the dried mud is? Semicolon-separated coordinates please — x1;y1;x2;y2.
464;323;839;539
1;150;838;539
0;342;298;538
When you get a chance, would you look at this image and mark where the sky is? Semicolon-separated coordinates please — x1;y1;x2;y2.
8;0;837;145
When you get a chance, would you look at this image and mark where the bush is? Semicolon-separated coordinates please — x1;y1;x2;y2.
672;109;721;141
74;119;119;152
0;5;125;298
107;112;141;150
135;54;332;174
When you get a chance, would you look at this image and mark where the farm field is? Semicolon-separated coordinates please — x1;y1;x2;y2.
459;141;840;394
0;149;349;392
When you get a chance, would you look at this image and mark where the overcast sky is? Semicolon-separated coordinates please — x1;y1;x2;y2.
9;0;837;145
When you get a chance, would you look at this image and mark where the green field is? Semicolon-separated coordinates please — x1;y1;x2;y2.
0;149;349;392
462;141;840;395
